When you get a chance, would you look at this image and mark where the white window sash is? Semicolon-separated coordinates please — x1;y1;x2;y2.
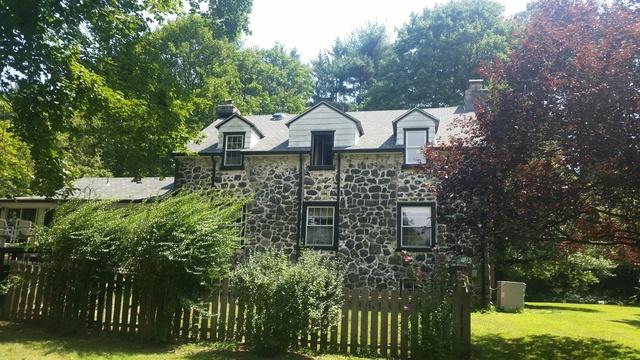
400;206;432;248
224;134;244;166
305;206;335;246
404;130;427;164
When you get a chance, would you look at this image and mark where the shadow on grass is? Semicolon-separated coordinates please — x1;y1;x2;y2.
0;321;314;360
524;304;601;313
612;315;640;329
473;334;640;360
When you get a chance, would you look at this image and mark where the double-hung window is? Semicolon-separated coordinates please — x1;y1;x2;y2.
404;129;428;165
304;203;336;248
310;131;334;168
397;203;436;250
223;133;244;167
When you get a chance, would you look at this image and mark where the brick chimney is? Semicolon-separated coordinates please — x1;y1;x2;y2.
216;99;240;119
463;79;488;111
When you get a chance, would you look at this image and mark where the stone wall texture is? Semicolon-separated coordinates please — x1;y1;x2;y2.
175;153;482;297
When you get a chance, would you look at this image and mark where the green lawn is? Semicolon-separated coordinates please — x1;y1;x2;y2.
0;321;366;360
472;302;640;360
1;302;638;359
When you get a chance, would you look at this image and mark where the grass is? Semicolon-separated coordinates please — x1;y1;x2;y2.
0;321;369;360
472;302;640;360
1;302;638;359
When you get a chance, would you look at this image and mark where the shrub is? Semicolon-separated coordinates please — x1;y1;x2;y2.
232;250;343;355
33;191;245;343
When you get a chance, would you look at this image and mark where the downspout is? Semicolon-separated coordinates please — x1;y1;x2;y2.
211;155;217;188
335;153;341;252
295;153;303;261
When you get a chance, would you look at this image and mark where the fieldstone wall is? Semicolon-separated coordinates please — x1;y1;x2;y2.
174;153;482;297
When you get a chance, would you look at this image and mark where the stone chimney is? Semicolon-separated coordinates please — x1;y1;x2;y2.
216;99;240;119
463;79;488;111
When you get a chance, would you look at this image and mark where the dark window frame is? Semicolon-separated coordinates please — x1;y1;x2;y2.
309;131;335;170
222;132;245;170
302;201;338;250
403;128;429;166
396;202;437;251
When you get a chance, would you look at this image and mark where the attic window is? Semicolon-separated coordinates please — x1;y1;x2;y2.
223;133;244;168
404;129;428;165
310;131;334;169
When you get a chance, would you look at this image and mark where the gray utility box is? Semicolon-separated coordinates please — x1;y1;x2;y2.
496;281;526;312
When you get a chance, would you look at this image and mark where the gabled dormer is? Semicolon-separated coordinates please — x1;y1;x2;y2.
285;102;364;148
214;103;264;169
392;108;440;165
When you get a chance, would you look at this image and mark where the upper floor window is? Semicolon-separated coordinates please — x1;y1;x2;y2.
304;203;337;248
404;129;428;165
310;131;334;168
223;133;244;167
397;203;436;250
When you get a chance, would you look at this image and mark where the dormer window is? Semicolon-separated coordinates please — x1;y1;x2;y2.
310;131;334;169
223;133;244;168
404;129;428;165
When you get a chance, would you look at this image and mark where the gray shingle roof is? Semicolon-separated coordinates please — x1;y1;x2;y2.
0;177;174;202
184;105;473;154
68;177;174;201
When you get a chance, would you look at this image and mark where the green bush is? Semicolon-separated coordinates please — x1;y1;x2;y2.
232;250;343;355
33;191;245;343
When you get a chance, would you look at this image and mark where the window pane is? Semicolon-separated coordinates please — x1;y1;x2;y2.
402;207;430;227
311;133;333;166
406;130;426;146
307;226;333;246
225;151;242;166
225;135;244;150
405;148;425;164
308;207;334;225
402;226;431;247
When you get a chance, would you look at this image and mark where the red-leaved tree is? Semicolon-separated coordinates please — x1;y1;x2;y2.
424;0;640;305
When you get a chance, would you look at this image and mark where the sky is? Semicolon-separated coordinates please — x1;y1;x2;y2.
243;0;530;63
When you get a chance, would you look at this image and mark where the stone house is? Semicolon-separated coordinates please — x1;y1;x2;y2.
174;80;488;294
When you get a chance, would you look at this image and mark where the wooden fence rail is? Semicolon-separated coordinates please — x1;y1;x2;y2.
1;262;471;359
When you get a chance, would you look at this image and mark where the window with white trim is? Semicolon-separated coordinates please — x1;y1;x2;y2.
404;129;427;165
305;206;335;247
223;133;244;167
398;205;435;249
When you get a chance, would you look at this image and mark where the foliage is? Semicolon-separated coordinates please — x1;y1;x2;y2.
364;0;510;109
0;274;22;295
423;0;640;304
195;0;254;41
232;250;343;355
33;191;245;343
311;22;392;109
0;100;33;197
501;243;616;300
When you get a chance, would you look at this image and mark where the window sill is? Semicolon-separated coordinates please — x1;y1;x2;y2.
304;244;337;250
220;165;245;170
401;164;424;170
395;246;435;252
308;165;335;171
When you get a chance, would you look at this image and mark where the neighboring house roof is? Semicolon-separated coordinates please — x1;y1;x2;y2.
285;101;365;136
183;105;473;155
0;177;174;203
214;114;265;138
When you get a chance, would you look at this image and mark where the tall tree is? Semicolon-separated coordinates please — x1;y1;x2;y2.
311;23;392;109
423;0;640;304
0;97;32;197
196;0;254;41
366;0;510;109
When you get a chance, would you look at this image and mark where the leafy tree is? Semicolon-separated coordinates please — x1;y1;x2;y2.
366;0;510;109
236;44;313;114
311;23;392;109
195;0;254;41
35;191;245;342
423;0;640;305
0;98;33;197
